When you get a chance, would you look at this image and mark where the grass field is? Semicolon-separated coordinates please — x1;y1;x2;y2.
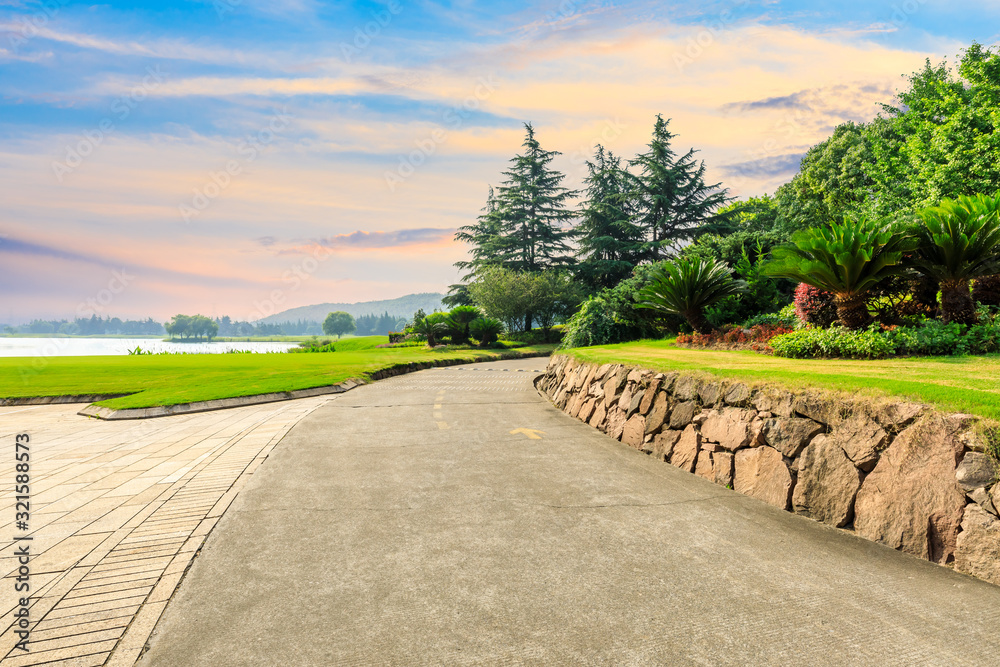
568;340;1000;421
1;337;555;410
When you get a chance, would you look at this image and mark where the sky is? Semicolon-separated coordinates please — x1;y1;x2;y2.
1;0;997;324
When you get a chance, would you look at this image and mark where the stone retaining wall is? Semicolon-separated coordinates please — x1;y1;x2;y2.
539;354;1000;586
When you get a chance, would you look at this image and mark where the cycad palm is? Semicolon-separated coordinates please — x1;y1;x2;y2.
445;305;481;344
635;257;744;334
764;217;917;329
916;194;1000;324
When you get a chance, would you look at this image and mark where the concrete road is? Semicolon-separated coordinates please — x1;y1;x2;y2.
140;358;1000;666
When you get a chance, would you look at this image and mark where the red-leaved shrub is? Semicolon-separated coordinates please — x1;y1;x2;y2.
793;283;838;327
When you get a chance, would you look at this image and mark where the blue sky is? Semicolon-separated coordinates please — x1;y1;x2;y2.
1;0;997;323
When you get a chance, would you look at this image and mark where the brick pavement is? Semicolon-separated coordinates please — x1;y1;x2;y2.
0;397;331;666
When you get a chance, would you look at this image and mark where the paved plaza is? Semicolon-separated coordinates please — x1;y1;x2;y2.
0;397;331;666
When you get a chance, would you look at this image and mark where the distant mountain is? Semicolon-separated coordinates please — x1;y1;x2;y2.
260;293;445;324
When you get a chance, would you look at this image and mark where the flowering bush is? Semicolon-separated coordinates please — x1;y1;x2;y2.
793;283;839;327
676;323;794;351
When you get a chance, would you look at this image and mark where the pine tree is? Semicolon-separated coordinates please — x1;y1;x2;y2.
495;123;578;272
629;115;731;261
454;187;512;281
575;145;645;290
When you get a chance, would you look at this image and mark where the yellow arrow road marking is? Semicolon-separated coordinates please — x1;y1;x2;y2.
510;428;545;440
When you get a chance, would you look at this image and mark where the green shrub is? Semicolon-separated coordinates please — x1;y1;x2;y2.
561;264;673;348
769;326;895;359
769;318;1000;358
469;317;503;345
742;308;798;329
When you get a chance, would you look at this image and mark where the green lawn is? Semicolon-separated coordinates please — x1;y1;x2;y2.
568;340;1000;421
1;340;555;410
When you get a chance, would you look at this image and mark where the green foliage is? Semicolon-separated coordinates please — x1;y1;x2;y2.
705;241;788;328
574;146;645;290
411;317;448;346
915;193;1000;280
165;314;220;341
628;115;732;260
765;217;918;328
742;307;798;329
529;271;583;341
322;311;357;339
467;266;536;334
636;256;745;334
444;305;481;344
769;326;896;359
770;318;1000;359
776;43;1000;226
561;264;675;348
469;317;503;345
455;124;577;281
916;193;1000;324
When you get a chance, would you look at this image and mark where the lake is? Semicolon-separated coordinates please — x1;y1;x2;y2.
0;337;298;357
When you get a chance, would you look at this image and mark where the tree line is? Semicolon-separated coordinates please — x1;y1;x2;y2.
452;42;1000;340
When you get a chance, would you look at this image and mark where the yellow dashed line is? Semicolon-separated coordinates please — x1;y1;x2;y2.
436;421;449;430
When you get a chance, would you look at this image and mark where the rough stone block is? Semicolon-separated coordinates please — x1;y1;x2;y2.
652;430;682;461
673;375;700;401
714;452;734;488
854;415;968;564
639;376;664;415
606;408;627;440
831;415;888;472
734;446;792;510
792;434;862;527
761;417;824;458
669;401;697;429
956;451;997;492
700;408;758;451
670;425;700;472
955;503;1000;586
588;402;608;430
699;381;722;407
622;414;646;449
724;382;752;407
644;392;670;435
695;448;715;481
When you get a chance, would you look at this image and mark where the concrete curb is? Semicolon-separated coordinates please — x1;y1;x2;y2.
62;350;552;421
1;394;131;406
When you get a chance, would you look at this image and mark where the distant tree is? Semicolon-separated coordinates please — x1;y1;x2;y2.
575;146;645;291
628;115;731;261
165;315;191;339
467;266;536;334
323;311;357;339
528;271;584;342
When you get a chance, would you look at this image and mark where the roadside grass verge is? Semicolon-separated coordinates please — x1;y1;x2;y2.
567;339;1000;421
1;343;556;410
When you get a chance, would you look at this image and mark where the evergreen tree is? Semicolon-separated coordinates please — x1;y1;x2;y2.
628;115;731;261
575;145;645;290
454;186;511;281
496;123;578;272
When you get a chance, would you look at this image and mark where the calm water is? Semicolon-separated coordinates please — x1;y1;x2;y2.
0;337;298;357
